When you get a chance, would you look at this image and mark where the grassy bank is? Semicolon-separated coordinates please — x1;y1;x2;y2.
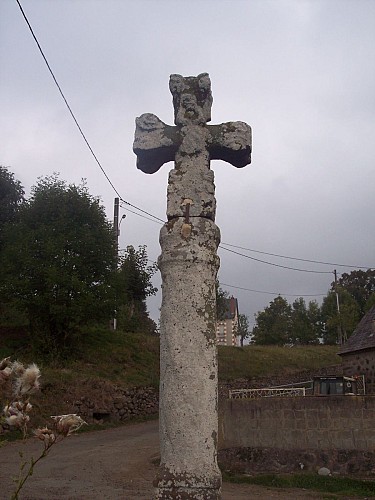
1;327;341;425
223;471;375;498
1;326;341;387
218;344;341;380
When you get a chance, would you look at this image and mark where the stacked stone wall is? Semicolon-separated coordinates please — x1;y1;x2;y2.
219;395;375;475
73;386;158;423
341;350;375;394
218;447;375;476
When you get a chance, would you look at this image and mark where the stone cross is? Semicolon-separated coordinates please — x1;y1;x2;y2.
133;73;251;500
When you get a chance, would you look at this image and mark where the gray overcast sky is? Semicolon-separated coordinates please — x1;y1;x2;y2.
1;0;374;327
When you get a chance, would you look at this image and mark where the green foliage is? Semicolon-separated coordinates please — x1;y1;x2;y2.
252;296;292;345
116;245;158;335
290;298;321;345
222;472;375;497
0;175;117;358
321;290;360;344
250;269;375;346
216;280;229;320
333;269;375;316
71;325;160;386
235;313;250;347
365;292;375;312
0;166;25;245
218;344;340;380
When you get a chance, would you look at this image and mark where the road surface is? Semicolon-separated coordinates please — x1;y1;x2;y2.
0;420;340;499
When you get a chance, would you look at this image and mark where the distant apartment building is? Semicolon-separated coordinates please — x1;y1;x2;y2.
216;296;239;346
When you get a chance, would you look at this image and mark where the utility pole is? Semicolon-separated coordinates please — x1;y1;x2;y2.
334;269;346;345
113;197;120;246
112;198;120;331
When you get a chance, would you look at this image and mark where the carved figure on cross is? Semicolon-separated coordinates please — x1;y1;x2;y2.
133;73;252;222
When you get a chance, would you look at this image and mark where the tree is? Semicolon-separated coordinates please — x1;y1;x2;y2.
0;166;24;247
116;245;158;334
365;293;375;312
216;280;229;320
306;300;323;342
0;174;117;357
252;296;292;345
289;298;320;345
333;270;375;316
321;289;360;345
235;313;250;347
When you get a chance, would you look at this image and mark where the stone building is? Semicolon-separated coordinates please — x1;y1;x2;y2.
338;306;375;394
216;297;239;346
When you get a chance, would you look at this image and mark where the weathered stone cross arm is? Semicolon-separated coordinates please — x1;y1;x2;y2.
207;122;252;168
133;81;251;175
133;113;178;174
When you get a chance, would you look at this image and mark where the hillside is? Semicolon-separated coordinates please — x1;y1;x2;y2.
1;327;341;429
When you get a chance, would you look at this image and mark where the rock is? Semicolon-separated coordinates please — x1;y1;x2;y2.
318;467;331;476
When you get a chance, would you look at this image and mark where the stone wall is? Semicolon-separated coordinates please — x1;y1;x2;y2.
218;447;375;476
73;386;158;423
218;396;375;474
219;396;375;450
341;350;375;395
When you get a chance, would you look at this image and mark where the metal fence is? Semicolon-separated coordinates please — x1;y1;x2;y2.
229;387;306;399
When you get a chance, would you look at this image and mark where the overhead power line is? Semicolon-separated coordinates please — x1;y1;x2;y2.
219;246;333;274
16;0;372;277
219;282;326;298
121;204;164;225
16;0;165;226
221;242;372;271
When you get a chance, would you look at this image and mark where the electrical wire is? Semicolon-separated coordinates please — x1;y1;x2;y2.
219;282;326;298
219;245;333;274
221;242;372;270
16;0;165;225
15;0;371;277
120;203;164;224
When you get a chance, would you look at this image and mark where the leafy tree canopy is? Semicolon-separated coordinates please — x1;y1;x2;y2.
290;298;321;345
252;296;322;346
0;174;117;357
235;313;250;347
321;289;360;345
252;296;292;346
116;245;158;334
216;280;229;321
332;269;375;316
0;166;24;245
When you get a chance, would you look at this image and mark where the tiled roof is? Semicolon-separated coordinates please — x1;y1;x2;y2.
338;306;375;355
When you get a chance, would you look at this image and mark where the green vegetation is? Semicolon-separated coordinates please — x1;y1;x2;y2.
249;269;375;347
0;174;117;358
1;327;340;388
0;169;157;361
1;327;160;432
116;245;158;335
235;313;250;347
218;344;340;380
223;471;375;498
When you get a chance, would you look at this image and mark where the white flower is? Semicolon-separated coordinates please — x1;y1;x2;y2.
51;414;86;436
10;361;25;377
0;357;11;370
0;357;12;382
34;427;56;445
14;363;40;396
3;402;30;428
0;366;12;382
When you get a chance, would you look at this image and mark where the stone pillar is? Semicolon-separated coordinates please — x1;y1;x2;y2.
133;73;252;500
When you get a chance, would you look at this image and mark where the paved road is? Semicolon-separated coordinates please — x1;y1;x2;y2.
0;420;337;499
